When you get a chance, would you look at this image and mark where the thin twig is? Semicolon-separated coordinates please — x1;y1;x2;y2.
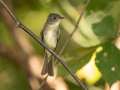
59;0;90;55
0;1;87;89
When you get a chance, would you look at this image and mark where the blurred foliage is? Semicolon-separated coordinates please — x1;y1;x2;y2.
96;42;120;85
93;16;117;41
0;23;14;46
0;0;120;90
0;57;29;90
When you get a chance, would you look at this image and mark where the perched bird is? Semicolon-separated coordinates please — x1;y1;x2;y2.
41;13;64;76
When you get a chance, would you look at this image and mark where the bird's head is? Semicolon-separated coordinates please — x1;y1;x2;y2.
47;13;64;25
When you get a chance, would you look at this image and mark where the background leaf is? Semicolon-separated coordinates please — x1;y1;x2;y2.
92;16;117;40
96;42;120;85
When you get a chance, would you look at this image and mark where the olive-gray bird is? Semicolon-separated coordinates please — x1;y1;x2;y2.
41;13;64;76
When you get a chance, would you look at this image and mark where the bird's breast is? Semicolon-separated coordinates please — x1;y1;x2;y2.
44;29;58;49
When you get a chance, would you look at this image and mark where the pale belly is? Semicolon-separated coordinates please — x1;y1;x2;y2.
44;30;57;49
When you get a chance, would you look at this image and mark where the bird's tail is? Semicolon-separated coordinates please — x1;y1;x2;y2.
48;56;54;76
41;52;54;76
41;52;48;75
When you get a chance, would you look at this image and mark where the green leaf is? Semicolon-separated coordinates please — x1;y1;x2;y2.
96;42;120;85
87;0;115;11
92;16;117;40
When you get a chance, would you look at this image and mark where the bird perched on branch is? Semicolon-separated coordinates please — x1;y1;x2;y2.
41;13;64;76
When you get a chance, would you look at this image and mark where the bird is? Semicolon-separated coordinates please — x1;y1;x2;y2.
40;13;64;76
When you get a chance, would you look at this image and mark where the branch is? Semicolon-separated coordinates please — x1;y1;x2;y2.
0;0;87;89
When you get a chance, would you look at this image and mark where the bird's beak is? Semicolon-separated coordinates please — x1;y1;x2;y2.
60;16;64;19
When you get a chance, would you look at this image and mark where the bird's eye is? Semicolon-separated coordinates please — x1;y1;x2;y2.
52;16;57;20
